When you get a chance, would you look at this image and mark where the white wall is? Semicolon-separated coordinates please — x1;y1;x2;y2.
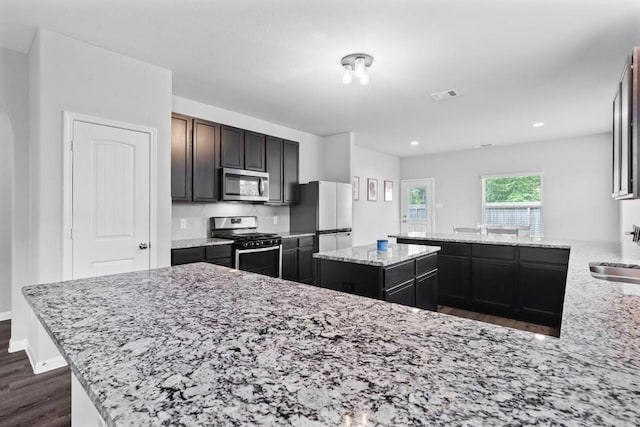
0;107;12;317
14;29;173;365
322;132;353;183
173;96;324;184
351;144;401;246
400;133;619;242
0;47;29;323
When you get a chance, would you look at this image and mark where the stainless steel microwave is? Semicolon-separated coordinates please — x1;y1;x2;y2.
222;168;269;202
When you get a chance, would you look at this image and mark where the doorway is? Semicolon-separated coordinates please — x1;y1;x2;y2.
400;178;435;234
63;113;156;280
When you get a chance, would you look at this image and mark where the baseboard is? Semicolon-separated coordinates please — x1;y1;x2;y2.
7;338;67;374
8;338;26;353
0;311;10;321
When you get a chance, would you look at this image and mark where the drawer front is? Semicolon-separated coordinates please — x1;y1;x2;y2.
205;245;233;260
472;244;515;260
384;279;415;307
171;247;205;266
207;258;232;268
282;238;298;251
519;247;570;265
416;254;438;276
425;241;470;257
298;236;314;248
384;260;415;289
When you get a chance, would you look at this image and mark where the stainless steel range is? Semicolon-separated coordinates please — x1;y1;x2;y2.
211;216;282;278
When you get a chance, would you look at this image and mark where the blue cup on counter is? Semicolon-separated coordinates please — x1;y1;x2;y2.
377;239;388;251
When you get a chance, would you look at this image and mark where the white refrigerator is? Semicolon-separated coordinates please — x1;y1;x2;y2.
290;181;353;252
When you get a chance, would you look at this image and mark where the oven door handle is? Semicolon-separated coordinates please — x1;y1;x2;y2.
235;245;283;279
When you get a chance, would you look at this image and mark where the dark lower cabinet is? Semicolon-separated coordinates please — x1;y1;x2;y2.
398;238;569;329
385;279;415;307
315;253;438;312
437;254;470;307
281;236;316;284
171;245;232;268
416;271;438;311
282;248;297;281
519;262;568;326
471;258;516;316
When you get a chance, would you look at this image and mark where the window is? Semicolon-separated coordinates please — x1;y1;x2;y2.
482;173;543;237
407;187;427;219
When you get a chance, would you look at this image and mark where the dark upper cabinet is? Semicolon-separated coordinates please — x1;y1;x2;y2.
171;114;192;201
192;119;219;202
266;136;283;204
244;131;266;172
220;125;245;169
283;140;299;204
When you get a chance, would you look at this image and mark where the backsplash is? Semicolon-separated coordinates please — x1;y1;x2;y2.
172;202;290;240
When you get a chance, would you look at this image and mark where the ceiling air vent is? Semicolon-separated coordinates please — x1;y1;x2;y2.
430;88;461;101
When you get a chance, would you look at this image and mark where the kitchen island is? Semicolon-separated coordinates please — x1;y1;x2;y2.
313;243;440;310
22;240;640;425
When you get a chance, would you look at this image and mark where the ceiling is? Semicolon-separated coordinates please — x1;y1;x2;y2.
1;0;639;157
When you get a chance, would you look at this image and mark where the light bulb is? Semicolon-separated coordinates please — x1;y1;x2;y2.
354;57;365;78
342;65;353;84
359;73;369;85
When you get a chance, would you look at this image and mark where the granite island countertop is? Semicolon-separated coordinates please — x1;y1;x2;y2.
22;241;640;426
390;231;572;249
313;243;440;267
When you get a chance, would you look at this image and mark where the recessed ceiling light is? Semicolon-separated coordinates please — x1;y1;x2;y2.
533;122;545;128
410;140;419;146
472;143;494;149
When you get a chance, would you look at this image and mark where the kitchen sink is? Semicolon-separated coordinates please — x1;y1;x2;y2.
589;262;640;284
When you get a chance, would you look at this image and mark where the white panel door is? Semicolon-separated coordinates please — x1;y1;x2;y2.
318;181;337;231
400;179;435;234
336;183;353;230
72;121;150;279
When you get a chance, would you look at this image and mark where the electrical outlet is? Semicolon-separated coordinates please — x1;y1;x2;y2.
273;216;278;225
180;218;187;229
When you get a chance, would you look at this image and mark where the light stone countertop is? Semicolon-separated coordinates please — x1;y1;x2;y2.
171;237;233;249
278;231;316;239
390;232;572;249
313;243;440;266
22;240;640;426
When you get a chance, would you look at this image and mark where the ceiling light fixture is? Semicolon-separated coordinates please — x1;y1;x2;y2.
410;140;419;146
533;122;545;128
472;143;494;149
341;53;374;85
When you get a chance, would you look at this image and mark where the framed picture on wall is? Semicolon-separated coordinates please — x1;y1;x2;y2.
384;180;393;201
352;176;360;201
367;178;378;201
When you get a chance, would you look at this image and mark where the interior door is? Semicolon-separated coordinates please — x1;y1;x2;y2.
72;121;151;279
401;179;435;234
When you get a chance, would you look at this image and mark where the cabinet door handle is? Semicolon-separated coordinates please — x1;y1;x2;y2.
139;243;149;250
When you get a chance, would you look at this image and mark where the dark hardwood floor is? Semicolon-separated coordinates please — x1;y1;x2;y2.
0;320;71;427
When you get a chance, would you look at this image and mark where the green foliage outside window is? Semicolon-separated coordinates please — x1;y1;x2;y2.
408;188;426;205
485;175;541;203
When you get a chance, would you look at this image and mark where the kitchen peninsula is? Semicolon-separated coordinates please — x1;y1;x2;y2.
313;242;440;310
23;240;640;425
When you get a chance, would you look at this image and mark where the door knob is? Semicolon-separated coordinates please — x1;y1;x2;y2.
139;243;149;250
